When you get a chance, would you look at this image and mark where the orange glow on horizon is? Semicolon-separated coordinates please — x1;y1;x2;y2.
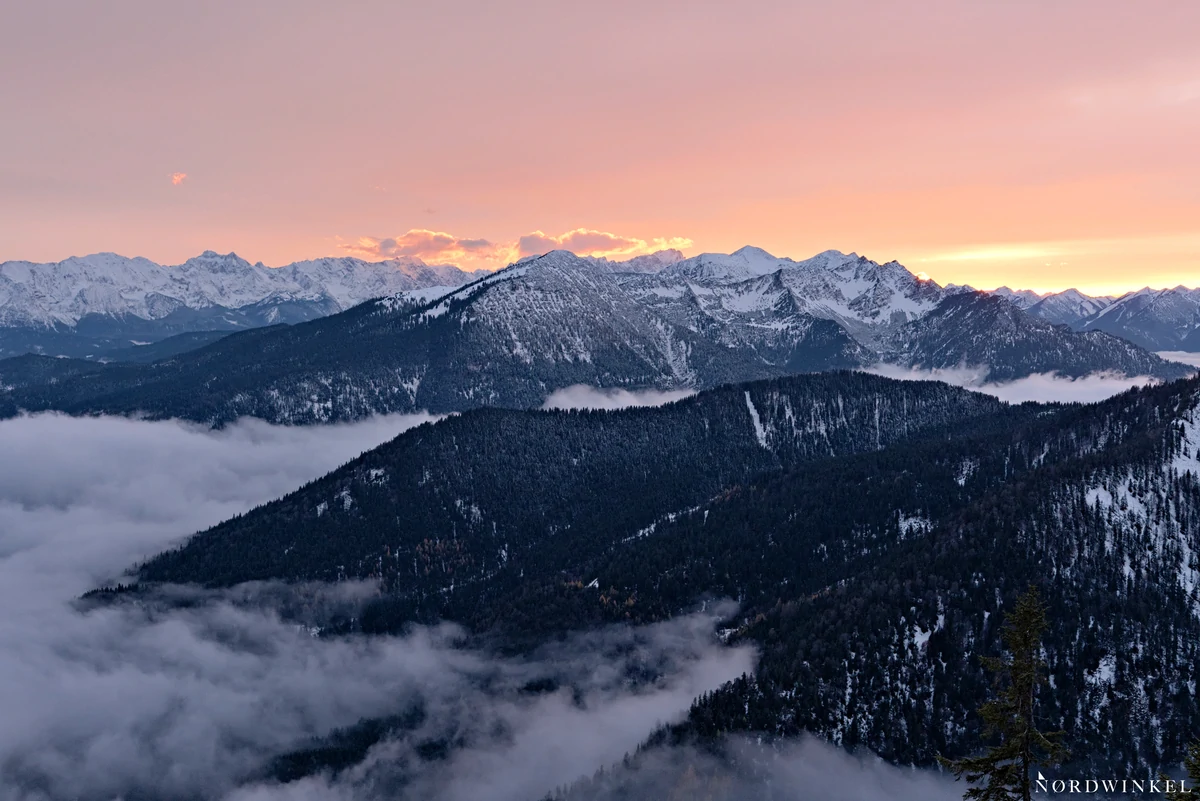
2;3;1197;295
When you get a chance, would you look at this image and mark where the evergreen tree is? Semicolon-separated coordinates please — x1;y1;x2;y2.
938;585;1067;801
1164;740;1200;800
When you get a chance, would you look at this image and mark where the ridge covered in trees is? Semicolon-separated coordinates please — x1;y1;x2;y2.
120;371;1200;783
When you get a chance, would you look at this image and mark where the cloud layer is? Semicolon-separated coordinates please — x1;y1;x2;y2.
504;734;963;801
0;413;751;801
339;227;691;271
517;228;693;260
863;365;1162;404
0;410;998;800
338;229;507;266
1159;351;1200;369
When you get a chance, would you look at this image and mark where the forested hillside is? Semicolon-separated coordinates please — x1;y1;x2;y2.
139;372;1006;611
118;372;1200;781
548;374;1200;788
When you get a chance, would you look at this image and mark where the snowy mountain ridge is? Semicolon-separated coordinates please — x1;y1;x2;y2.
985;284;1200;352
0;249;1191;426
0;251;485;329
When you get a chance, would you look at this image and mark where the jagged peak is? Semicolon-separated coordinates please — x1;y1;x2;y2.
811;248;855;261
182;250;253;268
617;249;685;273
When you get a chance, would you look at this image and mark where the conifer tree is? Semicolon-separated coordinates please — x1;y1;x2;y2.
938;585;1067;801
1163;740;1200;800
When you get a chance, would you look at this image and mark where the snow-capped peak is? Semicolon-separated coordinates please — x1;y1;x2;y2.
0;250;483;328
616;249;685;273
989;286;1045;309
730;245;779;260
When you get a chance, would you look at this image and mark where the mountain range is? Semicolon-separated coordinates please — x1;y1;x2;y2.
25;242;1196;793
994;283;1200;351
0;248;1191;426
114;369;1200;783
4;247;1197;365
0;250;484;359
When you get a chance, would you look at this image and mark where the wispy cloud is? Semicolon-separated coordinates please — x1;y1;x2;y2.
337;229;512;267
863;364;1163;404
338;227;692;270
518;228;693;260
453;734;963;801
170;172;188;186
1159;351;1200;369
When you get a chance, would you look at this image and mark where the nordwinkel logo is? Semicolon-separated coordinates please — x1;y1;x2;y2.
1034;771;1191;795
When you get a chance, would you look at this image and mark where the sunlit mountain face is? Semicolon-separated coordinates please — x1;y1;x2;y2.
1;247;1190;428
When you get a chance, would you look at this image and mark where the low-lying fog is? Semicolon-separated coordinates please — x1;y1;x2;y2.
0;410;976;800
864;365;1167;403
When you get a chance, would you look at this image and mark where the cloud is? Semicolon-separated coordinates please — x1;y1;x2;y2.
170;172;188;186
0;413;751;801
497;734;963;801
542;385;696;411
248;606;753;801
338;229;514;266
518;228;693;260
338;227;693;270
1158;351;1200;369
543;370;1172;412
239;731;965;801
862;364;1161;404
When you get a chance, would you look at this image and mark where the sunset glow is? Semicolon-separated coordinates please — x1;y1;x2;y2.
2;1;1197;293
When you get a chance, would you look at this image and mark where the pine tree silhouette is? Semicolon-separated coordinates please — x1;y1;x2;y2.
938;585;1067;801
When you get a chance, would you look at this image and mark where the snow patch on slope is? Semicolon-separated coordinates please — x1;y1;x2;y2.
1173;402;1200;478
0;252;481;328
745;391;769;449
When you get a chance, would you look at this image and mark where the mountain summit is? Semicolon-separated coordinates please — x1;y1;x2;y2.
0;248;1190;426
0;250;483;331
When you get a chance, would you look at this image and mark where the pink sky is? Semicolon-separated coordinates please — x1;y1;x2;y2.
1;1;1198;294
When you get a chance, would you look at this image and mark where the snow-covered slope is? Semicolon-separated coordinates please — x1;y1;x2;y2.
1025;288;1114;326
2;249;1189;427
1078;286;1200;352
987;287;1116;326
0;251;483;329
595;249;685;274
984;284;1200;352
887;292;1180;380
989;286;1045;309
623;247;957;354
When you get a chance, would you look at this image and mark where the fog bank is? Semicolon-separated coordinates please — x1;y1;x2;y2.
863;364;1161;403
0;413;751;801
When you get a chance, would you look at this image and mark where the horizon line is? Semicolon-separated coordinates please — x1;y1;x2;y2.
2;246;1196;299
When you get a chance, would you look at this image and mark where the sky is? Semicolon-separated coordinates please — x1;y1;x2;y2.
2;1;1199;295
